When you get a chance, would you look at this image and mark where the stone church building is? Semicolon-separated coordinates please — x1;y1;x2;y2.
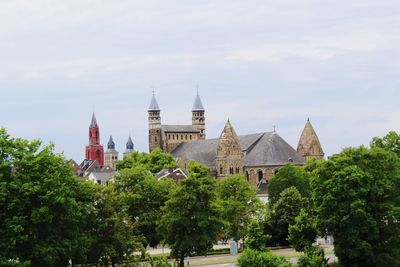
148;93;324;187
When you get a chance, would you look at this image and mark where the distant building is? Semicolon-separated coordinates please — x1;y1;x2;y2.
74;114;135;183
156;167;188;183
148;91;206;153
147;91;324;188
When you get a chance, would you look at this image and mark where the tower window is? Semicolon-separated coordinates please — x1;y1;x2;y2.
220;167;223;175
190;135;192;140
185;135;187;140
181;134;183;140
246;171;249;182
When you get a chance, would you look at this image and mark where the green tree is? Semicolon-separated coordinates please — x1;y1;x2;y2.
312;146;400;266
0;128;95;266
267;164;311;205
113;166;176;248
117;148;178;174
269;187;307;246
245;219;271;251
297;246;328;267
216;174;260;246
85;185;142;266
287;209;318;251
371;131;400;157
187;160;211;178
158;176;223;267
238;249;292;267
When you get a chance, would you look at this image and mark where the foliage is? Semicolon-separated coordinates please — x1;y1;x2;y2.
371;131;400;157
237;249;292;267
187;160;211;178
113;166;176;248
117;148;178;174
84;185;142;266
312;146;400;266
287;209;318;252
144;256;173;267
245;219;271;251
267;164;311;205
297;246;328;267
0;128;96;267
158;176;223;267
216;174;260;244
269;187;307;246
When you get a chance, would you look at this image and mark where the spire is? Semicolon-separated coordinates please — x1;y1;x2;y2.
126;136;134;150
107;135;115;150
192;90;205;111
90;112;98;127
297;118;324;160
148;90;160;111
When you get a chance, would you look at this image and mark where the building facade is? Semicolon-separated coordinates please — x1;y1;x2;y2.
147;93;324;187
148;91;206;153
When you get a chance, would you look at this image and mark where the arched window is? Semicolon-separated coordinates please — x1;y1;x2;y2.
246;171;249;182
258;170;263;182
220;167;223;175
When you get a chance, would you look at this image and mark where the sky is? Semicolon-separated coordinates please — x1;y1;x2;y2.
1;0;399;162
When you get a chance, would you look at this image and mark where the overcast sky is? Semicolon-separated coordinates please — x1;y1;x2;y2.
1;0;399;162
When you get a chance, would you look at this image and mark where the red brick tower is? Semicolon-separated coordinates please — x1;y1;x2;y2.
85;113;104;165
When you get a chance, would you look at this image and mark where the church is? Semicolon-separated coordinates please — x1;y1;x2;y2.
147;92;324;189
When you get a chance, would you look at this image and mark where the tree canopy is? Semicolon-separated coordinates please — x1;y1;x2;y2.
158;175;223;267
0;128;95;266
113;166;176;248
267;164;311;205
116;148;178;174
216;174;260;244
371;131;400;157
312;146;400;266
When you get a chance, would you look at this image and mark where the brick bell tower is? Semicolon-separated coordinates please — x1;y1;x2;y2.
85;112;104;165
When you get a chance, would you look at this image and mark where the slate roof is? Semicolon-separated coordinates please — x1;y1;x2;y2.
90;113;98;127
172;132;305;169
192;92;205;111
148;94;160;110
161;125;200;133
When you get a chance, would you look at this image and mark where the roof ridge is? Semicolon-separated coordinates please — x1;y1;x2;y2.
243;133;266;154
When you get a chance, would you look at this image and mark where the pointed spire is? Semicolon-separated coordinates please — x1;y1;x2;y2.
297;118;324;159
126;136;134;150
107;135;115;150
192;90;205;111
148;90;160;111
90;112;98;127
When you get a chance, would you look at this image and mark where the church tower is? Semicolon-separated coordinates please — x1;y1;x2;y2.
104;135;118;170
85;113;104;165
192;91;206;140
148;92;162;152
297;118;324;160
216;120;244;179
123;136;134;158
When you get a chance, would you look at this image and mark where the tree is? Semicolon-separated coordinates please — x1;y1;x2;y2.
371;131;400;157
116;148;178;174
216;174;260;246
269;187;307;246
267;164;311;205
238;249;292;267
85;185;142;266
287;209;318;251
0;128;95;266
297;246;328;267
312;146;400;266
245;219;271;251
187;160;211;179
113;166;176;248
158;176;223;267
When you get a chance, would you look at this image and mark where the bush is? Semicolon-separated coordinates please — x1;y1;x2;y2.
146;256;173;267
298;246;328;267
238;249;292;267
